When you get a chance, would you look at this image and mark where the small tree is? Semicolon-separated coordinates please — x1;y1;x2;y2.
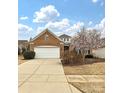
70;27;104;63
70;27;88;62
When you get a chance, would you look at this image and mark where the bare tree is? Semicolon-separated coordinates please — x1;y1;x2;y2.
70;27;104;63
87;29;103;52
70;27;89;62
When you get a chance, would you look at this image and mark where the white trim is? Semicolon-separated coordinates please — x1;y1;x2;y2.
35;46;59;48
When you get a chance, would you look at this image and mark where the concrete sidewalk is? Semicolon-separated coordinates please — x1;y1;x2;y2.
18;59;81;93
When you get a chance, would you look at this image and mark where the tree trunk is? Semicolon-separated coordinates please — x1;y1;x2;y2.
82;54;85;63
81;49;85;63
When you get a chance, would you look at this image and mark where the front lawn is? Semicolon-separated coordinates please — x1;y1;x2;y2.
71;82;105;93
62;59;105;93
63;62;105;75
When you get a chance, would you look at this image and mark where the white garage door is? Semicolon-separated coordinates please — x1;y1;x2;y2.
34;46;60;58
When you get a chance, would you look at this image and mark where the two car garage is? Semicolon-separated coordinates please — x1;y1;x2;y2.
34;46;60;58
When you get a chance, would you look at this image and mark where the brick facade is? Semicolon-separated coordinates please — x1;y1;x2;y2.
29;29;64;58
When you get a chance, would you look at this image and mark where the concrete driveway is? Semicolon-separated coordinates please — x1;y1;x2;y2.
18;59;81;93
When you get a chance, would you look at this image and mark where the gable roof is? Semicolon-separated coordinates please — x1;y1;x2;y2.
59;34;71;38
31;28;63;42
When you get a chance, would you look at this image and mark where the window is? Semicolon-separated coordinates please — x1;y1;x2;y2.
67;38;69;41
44;34;49;41
64;38;66;41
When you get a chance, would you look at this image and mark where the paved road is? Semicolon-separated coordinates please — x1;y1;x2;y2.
18;59;81;93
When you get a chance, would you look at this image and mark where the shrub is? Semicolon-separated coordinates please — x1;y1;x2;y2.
23;51;35;59
85;54;94;58
62;50;83;65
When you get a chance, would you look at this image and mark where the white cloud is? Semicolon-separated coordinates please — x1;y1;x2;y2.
45;18;70;30
18;24;34;40
95;18;105;31
35;18;105;37
64;22;84;36
18;24;33;32
87;18;105;38
35;19;84;36
96;18;105;38
88;21;93;26
33;5;60;23
20;16;28;20
36;27;45;34
66;22;84;32
92;0;98;3
36;18;70;34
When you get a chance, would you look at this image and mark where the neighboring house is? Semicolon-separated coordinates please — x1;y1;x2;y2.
92;38;105;58
18;40;28;48
18;40;28;52
29;29;64;59
59;34;71;50
92;47;105;58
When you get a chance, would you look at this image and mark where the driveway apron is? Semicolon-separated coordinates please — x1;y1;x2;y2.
18;59;81;93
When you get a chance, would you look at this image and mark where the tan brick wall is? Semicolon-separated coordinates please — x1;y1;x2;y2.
30;30;64;58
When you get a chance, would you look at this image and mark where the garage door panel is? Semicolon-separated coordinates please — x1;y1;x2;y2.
34;47;60;58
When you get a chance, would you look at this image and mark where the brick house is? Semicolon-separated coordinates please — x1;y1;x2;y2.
29;29;64;58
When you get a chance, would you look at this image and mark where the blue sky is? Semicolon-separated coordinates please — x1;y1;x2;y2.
18;0;105;40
